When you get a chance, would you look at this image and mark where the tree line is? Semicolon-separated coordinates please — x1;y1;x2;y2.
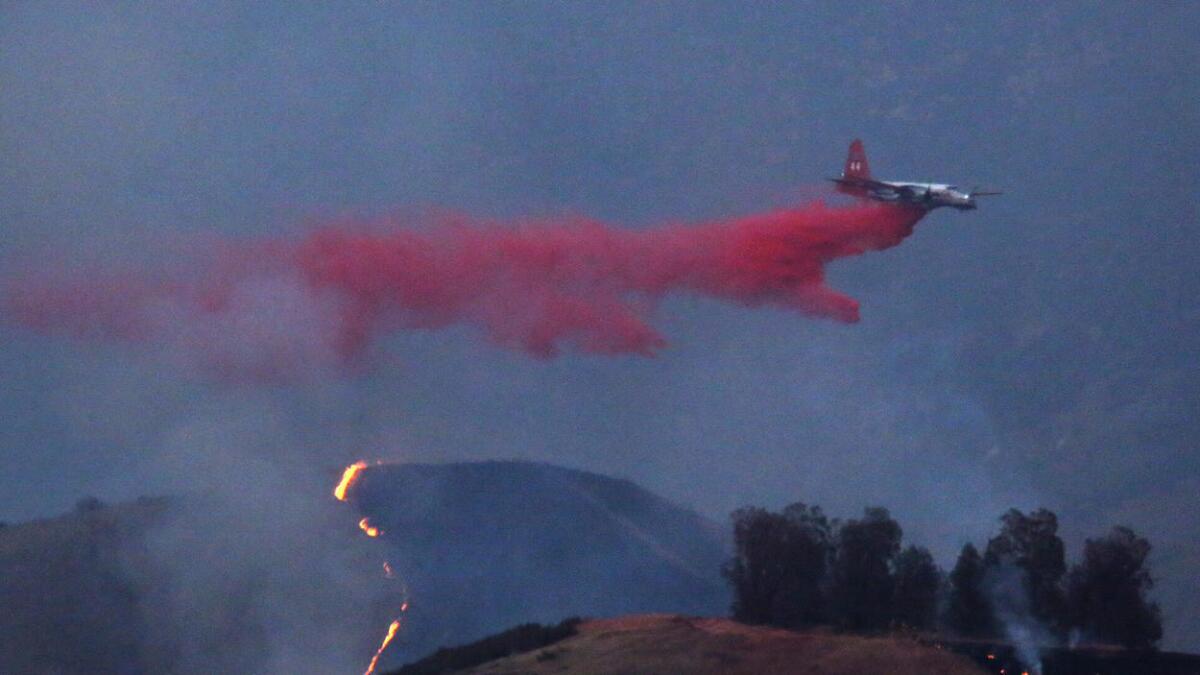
722;504;1162;649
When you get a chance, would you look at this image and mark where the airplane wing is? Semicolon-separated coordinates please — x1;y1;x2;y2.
829;176;903;193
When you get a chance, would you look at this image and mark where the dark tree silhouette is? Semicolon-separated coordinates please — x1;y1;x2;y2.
1067;526;1162;649
944;543;993;637
892;545;941;630
830;507;901;631
984;508;1068;633
725;502;1170;651
723;504;834;627
777;502;834;627
723;507;797;625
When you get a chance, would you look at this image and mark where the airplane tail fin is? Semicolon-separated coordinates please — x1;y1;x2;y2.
843;139;871;180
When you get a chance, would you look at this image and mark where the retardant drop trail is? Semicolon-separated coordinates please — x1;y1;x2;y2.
2;201;925;377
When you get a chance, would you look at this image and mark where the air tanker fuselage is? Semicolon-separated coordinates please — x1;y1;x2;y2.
829;140;1000;211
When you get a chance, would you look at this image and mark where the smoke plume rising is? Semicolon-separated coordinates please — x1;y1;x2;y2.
3;201;923;377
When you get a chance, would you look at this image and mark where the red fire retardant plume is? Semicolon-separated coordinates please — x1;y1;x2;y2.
3;201;924;375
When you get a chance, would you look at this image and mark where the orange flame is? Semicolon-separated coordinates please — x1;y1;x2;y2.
334;461;368;501
333;459;407;674
359;517;381;537
363;619;401;675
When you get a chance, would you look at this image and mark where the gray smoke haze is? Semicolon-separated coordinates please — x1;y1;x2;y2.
985;564;1051;675
119;387;395;673
2;0;1198;655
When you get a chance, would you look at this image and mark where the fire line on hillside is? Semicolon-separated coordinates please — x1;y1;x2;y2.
334;460;407;675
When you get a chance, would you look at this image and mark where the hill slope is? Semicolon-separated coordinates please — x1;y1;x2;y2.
0;461;729;673
0;496;169;674
351;461;730;663
416;614;987;675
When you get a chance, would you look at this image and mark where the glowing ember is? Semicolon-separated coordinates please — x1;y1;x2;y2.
363;619;401;675
383;561;394;579
359;517;381;537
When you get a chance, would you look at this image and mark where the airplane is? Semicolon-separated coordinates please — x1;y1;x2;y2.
830;139;1001;211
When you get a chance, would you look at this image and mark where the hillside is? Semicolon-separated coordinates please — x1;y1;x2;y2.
397;614;987;675
393;615;1200;675
0;496;170;674
0;461;729;673
349;461;730;663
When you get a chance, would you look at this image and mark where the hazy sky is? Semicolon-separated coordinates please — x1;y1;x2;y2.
2;1;1197;650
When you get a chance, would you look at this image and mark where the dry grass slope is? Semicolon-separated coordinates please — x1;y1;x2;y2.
463;614;987;675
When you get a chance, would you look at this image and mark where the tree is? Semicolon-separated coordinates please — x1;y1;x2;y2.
829;507;902;631
892;545;941;630
722;504;834;628
723;507;797;625
944;543;994;637
777;502;834;627
984;508;1068;633
1066;526;1162;649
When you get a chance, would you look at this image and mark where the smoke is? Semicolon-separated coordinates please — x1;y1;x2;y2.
0;198;924;672
124;393;396;674
985;563;1051;675
2;201;923;378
